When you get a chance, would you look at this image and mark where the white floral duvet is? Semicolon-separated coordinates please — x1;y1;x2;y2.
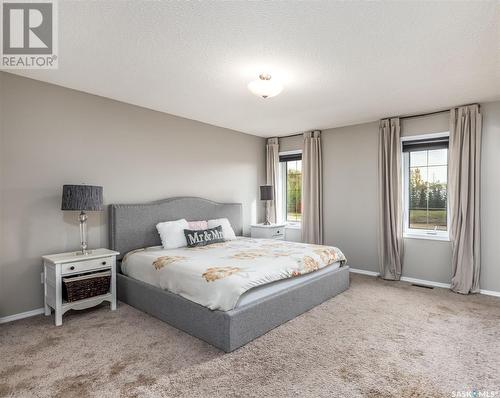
121;238;346;311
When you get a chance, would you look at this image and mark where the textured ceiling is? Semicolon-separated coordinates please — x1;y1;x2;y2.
11;1;500;137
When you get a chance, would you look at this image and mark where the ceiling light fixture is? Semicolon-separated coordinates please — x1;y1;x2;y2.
248;73;283;99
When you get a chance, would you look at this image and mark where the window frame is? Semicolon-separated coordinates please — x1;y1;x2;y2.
401;132;450;241
278;150;302;227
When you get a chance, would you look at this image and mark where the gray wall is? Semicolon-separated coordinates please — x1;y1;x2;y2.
323;121;380;273
479;102;500;292
0;74;4;305
0;72;266;317
280;102;500;292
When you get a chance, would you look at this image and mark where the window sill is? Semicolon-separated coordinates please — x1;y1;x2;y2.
403;232;450;242
284;223;301;230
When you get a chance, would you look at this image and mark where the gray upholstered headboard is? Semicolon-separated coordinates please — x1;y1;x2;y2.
109;197;243;259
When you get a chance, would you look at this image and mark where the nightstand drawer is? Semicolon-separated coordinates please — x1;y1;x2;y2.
61;257;112;275
251;224;287;240
273;228;284;237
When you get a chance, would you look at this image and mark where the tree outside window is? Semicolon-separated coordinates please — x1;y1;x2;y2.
409;149;447;231
286;160;302;222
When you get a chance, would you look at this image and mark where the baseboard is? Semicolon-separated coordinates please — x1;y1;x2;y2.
400;276;451;289
479;289;500;298
349;268;500;296
350;268;451;289
349;268;380;277
0;307;45;324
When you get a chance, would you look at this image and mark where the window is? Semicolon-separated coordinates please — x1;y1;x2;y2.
402;134;449;240
279;151;302;224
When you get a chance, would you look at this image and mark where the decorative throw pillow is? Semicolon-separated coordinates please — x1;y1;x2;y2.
156;219;189;249
187;220;208;230
184;226;225;247
207;218;237;240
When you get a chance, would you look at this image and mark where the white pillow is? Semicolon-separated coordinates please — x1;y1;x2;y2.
156;219;189;249
207;218;236;240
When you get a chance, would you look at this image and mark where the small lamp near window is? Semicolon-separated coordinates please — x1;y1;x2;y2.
260;185;273;225
61;184;103;255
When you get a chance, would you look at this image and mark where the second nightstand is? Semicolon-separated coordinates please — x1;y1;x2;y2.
250;223;286;240
43;248;119;326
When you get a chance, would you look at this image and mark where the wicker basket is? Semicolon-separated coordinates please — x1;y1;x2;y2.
62;271;111;302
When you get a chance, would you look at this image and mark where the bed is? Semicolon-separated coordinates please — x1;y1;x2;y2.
110;197;350;352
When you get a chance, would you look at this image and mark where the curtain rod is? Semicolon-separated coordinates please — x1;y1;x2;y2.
399;109;448;120
393;102;480;120
275;103;479;139
278;132;303;138
275;129;322;139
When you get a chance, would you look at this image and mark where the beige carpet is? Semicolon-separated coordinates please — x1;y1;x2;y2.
1;274;499;398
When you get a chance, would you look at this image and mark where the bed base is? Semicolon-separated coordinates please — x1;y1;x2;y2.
117;265;350;352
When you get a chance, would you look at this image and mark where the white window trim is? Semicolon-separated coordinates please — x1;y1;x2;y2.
401;132;450;241
278;150;302;227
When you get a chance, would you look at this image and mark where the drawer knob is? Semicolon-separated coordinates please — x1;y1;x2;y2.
70;266;75;270
277;230;280;234
101;261;107;265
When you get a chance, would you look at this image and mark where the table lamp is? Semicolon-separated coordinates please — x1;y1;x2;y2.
260;185;273;225
61;184;103;255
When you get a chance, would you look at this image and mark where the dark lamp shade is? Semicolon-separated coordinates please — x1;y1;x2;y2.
260;185;273;201
61;185;103;211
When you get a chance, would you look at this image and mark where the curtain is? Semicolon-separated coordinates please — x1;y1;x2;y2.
449;105;482;294
266;138;279;224
302;131;323;244
378;118;403;280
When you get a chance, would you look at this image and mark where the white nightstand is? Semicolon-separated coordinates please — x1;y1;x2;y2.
250;223;286;240
43;248;119;326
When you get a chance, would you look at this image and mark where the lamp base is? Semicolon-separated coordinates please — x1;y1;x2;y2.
263;200;272;225
78;211;90;256
75;250;92;256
